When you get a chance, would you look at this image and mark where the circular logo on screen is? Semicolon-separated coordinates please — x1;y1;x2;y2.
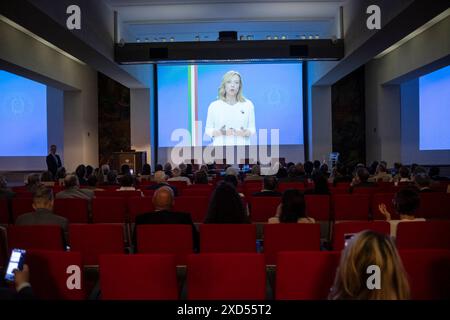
2;94;34;118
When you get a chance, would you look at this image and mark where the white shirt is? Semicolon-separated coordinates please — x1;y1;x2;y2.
205;99;256;146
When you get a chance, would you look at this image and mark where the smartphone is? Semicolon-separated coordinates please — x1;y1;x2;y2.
344;233;356;248
5;249;26;282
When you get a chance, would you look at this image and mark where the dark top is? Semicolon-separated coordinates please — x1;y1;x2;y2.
0;286;34;300
133;210;199;251
46;153;62;177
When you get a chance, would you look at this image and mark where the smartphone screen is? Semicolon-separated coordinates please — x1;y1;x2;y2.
5;249;26;282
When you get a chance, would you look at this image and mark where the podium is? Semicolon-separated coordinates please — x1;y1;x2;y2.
111;151;146;174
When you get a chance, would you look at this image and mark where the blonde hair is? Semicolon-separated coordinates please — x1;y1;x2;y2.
218;71;246;102
329;230;410;300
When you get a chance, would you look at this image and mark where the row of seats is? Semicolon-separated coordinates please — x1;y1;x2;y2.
2;221;450;266
19;249;450;300
2;192;449;224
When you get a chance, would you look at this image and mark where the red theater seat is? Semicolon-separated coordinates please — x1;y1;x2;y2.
69;224;125;265
127;197;154;222
264;223;321;265
371;193;397;220
7;225;65;252
11;198;33;222
332;221;391;251
187;253;266;300
95;190;142;198
249;197;281;222
26;250;86;300
173;196;208;223
400;249;450;299
276;251;341;300
92;197;127;223
333;194;370;221
278;182;305;192
305;195;330;221
136;224;193;265
416;193;450;219
53;198;89;223
396;221;450;249
181;188;212;197
0;198;8;224
199;224;256;253
99;254;178;300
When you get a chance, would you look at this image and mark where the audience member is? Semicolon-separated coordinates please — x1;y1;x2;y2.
305;175;330;195
75;165;87;186
146;170;178;196
252;176;282;197
329;230;410;300
168;167;191;185
55;167;67;186
368;163;392;182
25;173;42;194
120;164;131;176
118;174;140;192
349;168;376;192
40;171;55;187
164;163;173;178
414;173;434;192
15;186;68;243
105;171;120;186
133;186;198;251
193;170;209;185
204;182;249;224
245;165;263;181
269;189;315;223
85;165;94;179
0;176;15;199
378;187;425;237
56;175;94;200
0;264;34;300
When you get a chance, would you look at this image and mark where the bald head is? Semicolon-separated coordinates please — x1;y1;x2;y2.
152;186;174;211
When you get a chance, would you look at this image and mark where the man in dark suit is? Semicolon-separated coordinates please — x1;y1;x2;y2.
46;145;62;178
252;176;282;197
133;186;198;251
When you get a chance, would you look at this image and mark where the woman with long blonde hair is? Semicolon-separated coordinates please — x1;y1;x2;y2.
329;230;410;300
204;70;256;146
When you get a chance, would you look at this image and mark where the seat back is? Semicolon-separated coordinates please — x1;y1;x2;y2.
264;223;321;265
249;197;281;222
278;182;305;192
54;198;89;223
7;225;65;252
416;193;450;219
396;221;450;249
187;253;266;300
136;224;193;265
276;251;341;299
199;224;256;253
305;195;330;221
69;224;125;265
26;250;85;299
173;196;209;223
333;194;370;221
11;198;33;222
95;190;142;198
127;197;154;222
371;193;397;220
92;197;127;223
400;249;450;299
0;198;9;224
182;188;212;197
332;221;391;251
99;254;178;300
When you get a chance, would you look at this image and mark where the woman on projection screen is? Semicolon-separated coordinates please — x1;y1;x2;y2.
204;70;256;146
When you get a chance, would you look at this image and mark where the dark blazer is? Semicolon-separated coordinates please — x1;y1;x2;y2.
46;153;62;177
133;210;199;252
0;286;34;300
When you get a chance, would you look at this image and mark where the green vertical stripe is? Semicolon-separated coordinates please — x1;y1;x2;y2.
187;66;192;144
